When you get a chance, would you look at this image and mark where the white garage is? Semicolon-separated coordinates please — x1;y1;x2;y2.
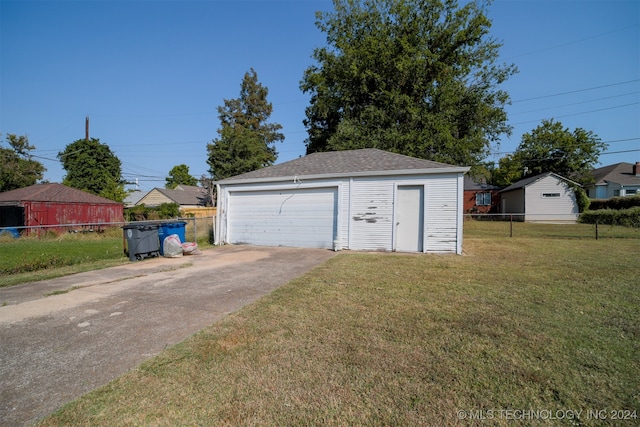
215;149;469;254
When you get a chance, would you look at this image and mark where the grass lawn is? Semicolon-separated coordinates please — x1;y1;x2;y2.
0;231;215;288
32;222;640;426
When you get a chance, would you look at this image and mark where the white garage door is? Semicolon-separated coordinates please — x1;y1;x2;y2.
228;187;338;249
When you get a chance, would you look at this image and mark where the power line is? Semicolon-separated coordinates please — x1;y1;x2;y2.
489;137;639;157
502;24;639;61
510;102;639;126
512;79;639;103
509;91;640;116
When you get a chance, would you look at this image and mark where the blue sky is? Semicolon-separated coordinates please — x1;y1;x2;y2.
1;0;638;191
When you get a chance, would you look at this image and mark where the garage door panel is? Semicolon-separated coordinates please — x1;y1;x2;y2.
228;188;337;248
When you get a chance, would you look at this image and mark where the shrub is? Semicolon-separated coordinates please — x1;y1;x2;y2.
578;207;640;228
125;203;180;221
589;195;640;210
573;187;590;213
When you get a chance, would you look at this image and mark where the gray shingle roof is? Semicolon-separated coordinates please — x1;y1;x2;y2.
463;175;500;191
591;162;640;186
500;172;579;193
0;183;122;205
217;149;465;183
154;187;208;206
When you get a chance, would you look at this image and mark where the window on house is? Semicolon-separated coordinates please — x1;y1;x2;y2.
626;189;637;196
475;192;492;206
542;193;560;198
614;190;620;197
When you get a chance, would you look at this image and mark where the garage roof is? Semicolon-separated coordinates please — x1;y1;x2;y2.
216;148;468;184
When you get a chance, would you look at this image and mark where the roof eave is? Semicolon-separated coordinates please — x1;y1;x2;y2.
216;166;471;186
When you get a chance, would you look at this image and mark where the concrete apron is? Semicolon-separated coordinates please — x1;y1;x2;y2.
0;245;336;427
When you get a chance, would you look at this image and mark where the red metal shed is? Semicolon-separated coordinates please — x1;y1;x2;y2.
0;183;124;229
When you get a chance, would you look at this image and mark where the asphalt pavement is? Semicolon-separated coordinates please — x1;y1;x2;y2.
0;245;336;426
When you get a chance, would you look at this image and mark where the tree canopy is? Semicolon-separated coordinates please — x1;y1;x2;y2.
207;68;284;181
300;0;516;167
58;138;126;201
0;134;46;192
492;119;607;187
166;164;198;189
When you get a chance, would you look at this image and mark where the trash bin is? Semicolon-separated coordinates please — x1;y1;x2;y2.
123;223;160;261
158;221;187;255
0;227;20;239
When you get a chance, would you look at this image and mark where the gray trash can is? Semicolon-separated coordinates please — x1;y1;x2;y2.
123;223;160;261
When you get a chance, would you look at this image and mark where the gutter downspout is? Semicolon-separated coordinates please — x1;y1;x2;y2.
214;184;222;245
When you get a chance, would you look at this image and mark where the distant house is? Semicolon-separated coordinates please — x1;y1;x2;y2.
124;190;145;208
499;172;580;223
463;176;500;214
136;185;215;217
585;162;640;199
0;183;124;230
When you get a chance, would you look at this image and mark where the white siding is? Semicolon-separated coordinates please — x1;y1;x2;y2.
425;176;459;253
227;187;338;248
525;176;578;222
501;190;525;214
349;178;394;251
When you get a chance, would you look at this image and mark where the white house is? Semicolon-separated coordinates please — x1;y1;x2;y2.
215;149;470;254
499;172;580;223
585;162;640;199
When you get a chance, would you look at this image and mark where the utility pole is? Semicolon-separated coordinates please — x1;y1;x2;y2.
85;116;89;142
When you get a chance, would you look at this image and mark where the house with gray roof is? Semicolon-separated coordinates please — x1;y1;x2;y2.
585;162;640;199
499;172;580;223
215;148;469;254
136;186;208;209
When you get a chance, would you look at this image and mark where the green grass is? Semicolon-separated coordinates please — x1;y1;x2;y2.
0;232;129;288
35;222;639;426
0;231;215;288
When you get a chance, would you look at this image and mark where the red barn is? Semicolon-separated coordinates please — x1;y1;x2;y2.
0;183;124;230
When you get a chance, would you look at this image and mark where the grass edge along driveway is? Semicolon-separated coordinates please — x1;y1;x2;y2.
38;223;639;426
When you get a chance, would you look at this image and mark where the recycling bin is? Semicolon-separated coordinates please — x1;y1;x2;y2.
158;221;187;255
123;223;160;261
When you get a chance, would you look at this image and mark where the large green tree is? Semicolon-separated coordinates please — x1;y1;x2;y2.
0;134;46;192
493;119;607;187
301;0;516;167
207;68;284;181
165;164;198;189
58;138;126;201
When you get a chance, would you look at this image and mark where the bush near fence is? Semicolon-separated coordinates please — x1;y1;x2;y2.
578;206;640;228
589;195;640;210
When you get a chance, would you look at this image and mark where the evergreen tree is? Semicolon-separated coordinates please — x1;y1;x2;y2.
207;69;284;180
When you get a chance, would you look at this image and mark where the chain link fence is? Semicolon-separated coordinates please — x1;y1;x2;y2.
2;214;638;278
464;214;640;239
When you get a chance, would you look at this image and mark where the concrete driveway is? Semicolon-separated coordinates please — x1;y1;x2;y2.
0;245;336;426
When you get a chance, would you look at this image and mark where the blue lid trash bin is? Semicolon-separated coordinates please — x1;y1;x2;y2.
158;221;187;256
0;227;20;239
123;223;160;261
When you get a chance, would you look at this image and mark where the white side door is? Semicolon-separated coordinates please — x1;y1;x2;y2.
395;185;424;252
